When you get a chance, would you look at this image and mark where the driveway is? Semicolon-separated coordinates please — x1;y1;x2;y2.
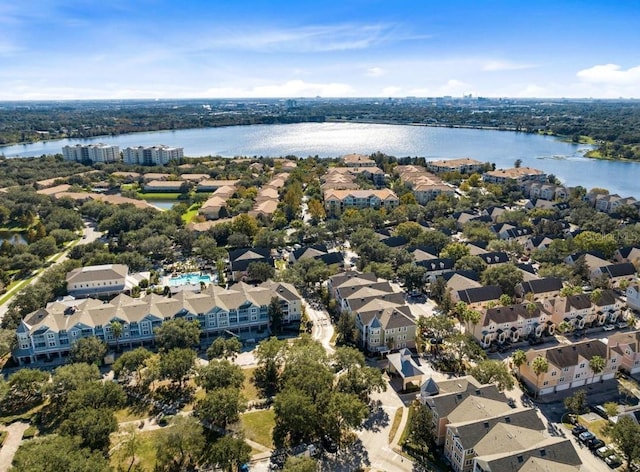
0;421;29;472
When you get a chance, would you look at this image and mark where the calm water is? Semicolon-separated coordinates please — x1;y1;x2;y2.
1;122;637;196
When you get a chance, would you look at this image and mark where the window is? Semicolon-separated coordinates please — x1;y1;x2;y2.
543;381;549;386
551;371;557;376
559;377;565;382
579;363;585;369
575;373;581;379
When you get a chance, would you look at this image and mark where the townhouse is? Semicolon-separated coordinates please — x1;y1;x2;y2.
14;281;302;365
472;302;552;348
518;339;619;396
451;286;503;311
608;330;640;375
542;290;623;330
472;438;581;472
627;284;640;312
590;262;636;288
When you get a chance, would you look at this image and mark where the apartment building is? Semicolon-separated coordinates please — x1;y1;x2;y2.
14;281;301;365
323;188;399;216
341;153;376;167
483;167;546;185
123;145;184;166
426;157;485;175
542;290;623;330
62;144;120;163
608;330;640;375
394;165;455;204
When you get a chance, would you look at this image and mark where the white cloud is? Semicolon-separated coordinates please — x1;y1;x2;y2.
482;60;537;72
577;63;640;84
366;67;386;77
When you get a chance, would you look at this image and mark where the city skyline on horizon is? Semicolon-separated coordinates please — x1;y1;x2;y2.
2;1;639;101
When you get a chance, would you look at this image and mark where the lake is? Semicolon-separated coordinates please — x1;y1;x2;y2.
1;122;637;196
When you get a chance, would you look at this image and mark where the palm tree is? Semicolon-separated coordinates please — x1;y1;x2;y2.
111;320;123;352
589;355;606;385
532;356;549;398
512;349;527;375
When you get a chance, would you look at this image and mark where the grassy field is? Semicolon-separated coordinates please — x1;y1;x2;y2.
181;204;201;224
240;409;275;449
110;428;164;471
242;367;260;402
115;405;152;424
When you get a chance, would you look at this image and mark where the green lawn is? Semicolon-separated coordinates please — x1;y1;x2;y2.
111;429;164;471
242;367;260;402
115;405;152;424
181;205;201;224
137;192;182;200
240;409;275;449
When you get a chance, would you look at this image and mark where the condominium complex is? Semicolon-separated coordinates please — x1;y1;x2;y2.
13;281;301;365
62;144;120;163
123;145;184;165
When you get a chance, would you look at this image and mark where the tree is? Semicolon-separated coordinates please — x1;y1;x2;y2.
11;434;111;472
196;387;246;430
514;159;522;168
408;401;434;454
110;320;123;352
155;416;205;472
112;347;152;383
511;349;527;374
59;407;118;452
610;415;640;470
48;363;101;407
335;310;360;347
532;356;549;397
397;263;426;292
154;318;201;352
454;255;487;274
205;434;252;472
207;336;242;360
564;389;587;415
307;198;326;223
159;348;196;387
69;337;107;365
283;456;318;472
440;242;470;262
4;368;49;411
269;296;284;334
469;360;514;391
589;355;606;384
481;264;523;296
253;337;287;397
247;261;275;282
196;359;245;391
0;328;16;357
231;213;259;238
64;381;126;415
273;388;318;448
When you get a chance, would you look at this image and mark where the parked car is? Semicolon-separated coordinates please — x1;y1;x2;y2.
572;425;587;436
596;446;615;458
588;438;605;451
617;321;629;329
592;404;609;419
603;324;616;331
605;454;623;468
579;431;596;444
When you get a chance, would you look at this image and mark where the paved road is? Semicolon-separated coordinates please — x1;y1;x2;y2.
303;299;335;355
0;421;29;472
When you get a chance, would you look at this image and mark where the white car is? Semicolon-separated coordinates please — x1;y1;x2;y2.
603;324;615;331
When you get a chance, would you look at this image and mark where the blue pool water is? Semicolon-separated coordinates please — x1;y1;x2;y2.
168;273;212;286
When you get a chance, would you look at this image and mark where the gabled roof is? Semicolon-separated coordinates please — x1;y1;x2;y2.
601;262;636;278
530;339;608;369
475;438;582;471
417;258;454;272
483;302;543;326
329;272;377;290
457;286;503;304
517;278;563;295
228;247;273;272
478;252;510;265
66;264;128;284
387;348;423;378
426;382;507;418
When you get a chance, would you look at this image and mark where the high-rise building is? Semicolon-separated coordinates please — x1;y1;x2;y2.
62;144;120;163
123;145;184;165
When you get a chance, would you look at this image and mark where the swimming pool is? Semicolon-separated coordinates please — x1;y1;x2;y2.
168;273;212;287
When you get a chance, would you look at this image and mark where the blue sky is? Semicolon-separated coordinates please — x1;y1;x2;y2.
1;0;639;100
